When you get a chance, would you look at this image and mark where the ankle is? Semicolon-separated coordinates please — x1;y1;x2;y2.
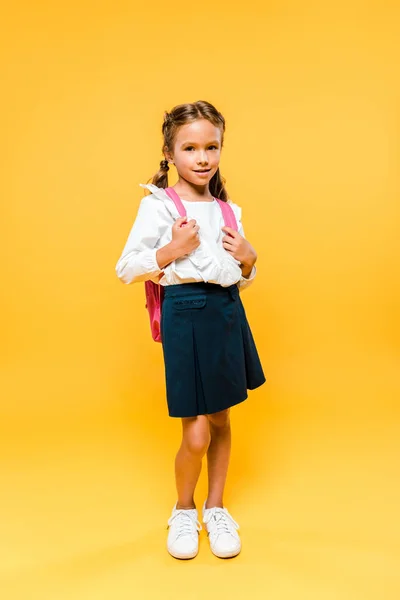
205;499;224;510
176;502;196;510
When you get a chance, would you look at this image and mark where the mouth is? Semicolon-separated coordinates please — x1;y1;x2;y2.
193;169;211;173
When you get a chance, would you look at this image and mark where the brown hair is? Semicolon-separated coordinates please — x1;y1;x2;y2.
146;100;229;202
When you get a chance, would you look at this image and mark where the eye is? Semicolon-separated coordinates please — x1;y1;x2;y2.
184;145;218;151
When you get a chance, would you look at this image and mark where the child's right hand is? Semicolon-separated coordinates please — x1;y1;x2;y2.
171;216;201;256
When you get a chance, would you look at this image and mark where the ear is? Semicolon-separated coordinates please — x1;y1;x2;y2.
164;146;174;163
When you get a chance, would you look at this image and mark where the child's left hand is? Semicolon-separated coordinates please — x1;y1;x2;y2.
221;226;257;267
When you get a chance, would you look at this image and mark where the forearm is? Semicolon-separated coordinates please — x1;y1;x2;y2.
240;262;254;279
156;241;184;270
240;252;257;279
238;253;258;291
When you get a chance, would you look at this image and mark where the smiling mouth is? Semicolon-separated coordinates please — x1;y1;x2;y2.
194;169;211;172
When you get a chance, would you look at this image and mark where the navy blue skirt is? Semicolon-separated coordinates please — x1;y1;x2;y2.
160;282;266;418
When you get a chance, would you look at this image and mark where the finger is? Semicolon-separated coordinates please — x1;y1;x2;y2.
221;226;238;237
222;243;235;252
222;237;236;247
222;242;236;252
222;234;236;243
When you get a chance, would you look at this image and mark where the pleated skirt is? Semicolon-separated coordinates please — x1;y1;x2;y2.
160;281;266;418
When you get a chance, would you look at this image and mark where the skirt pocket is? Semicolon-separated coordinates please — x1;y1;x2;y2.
172;295;207;310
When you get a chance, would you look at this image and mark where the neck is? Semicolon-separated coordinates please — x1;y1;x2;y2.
174;178;212;200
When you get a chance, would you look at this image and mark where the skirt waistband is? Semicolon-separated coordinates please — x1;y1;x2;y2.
163;281;239;299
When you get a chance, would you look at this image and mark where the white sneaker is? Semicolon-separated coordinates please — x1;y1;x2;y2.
167;503;202;559
202;501;241;558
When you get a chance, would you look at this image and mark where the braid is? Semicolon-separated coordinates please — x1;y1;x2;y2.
160;159;169;171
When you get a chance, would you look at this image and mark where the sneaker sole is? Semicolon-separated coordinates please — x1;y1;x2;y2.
210;546;241;558
167;546;199;560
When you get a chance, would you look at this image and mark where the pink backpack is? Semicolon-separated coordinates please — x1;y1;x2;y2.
145;186;239;343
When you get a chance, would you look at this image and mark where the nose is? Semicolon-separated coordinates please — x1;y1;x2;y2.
197;150;208;165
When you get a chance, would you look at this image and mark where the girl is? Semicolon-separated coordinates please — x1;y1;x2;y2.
115;100;266;560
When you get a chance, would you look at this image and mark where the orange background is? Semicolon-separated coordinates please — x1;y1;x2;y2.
1;1;399;598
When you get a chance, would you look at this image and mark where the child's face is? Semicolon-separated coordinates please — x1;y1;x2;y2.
167;119;222;187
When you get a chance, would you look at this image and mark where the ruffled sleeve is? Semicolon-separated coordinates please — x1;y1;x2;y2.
115;195;167;284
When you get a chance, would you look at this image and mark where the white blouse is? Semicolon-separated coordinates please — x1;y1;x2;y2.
115;183;257;291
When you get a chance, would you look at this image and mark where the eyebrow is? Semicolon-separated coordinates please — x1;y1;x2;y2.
180;140;220;147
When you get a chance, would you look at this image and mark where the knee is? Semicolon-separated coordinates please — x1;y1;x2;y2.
183;421;211;457
208;408;231;429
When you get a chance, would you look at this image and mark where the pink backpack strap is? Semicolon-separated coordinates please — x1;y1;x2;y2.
165;187;187;217
215;199;238;231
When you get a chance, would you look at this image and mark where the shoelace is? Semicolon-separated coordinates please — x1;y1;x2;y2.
167;510;202;539
203;507;240;537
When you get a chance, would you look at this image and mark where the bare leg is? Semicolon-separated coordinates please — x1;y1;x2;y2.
205;409;231;509
175;415;211;509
